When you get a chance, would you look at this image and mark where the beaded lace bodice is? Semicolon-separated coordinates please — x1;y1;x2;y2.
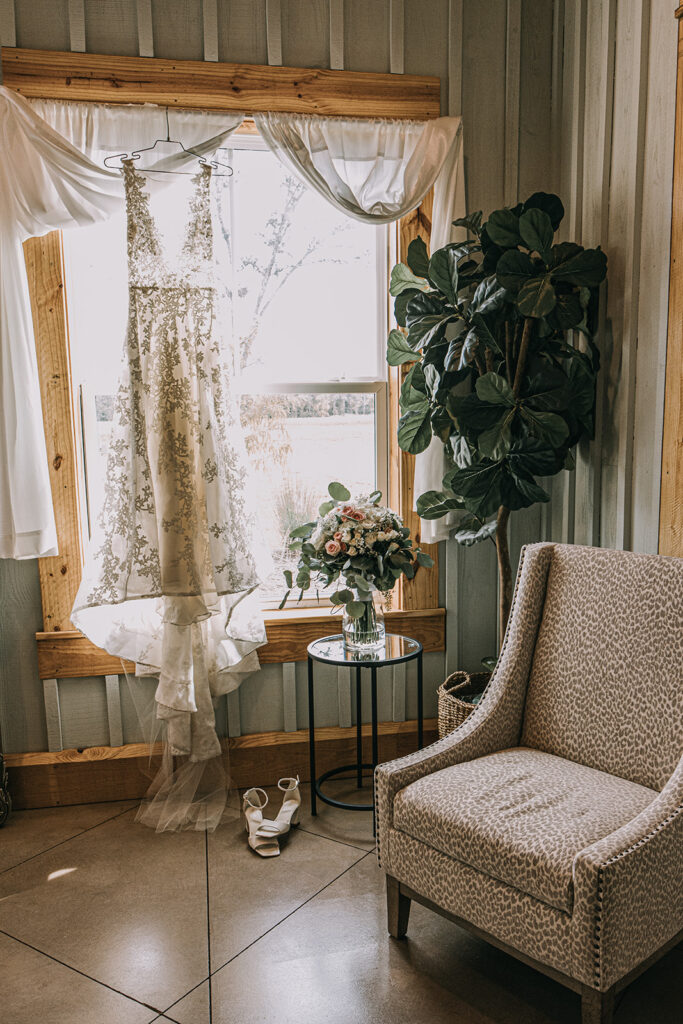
123;159;214;288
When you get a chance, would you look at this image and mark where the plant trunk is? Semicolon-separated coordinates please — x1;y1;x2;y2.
496;506;512;642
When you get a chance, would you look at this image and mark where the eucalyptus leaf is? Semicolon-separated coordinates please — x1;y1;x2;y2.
290;522;316;539
390;262;427;296
416;550;435;567
318;499;335;516
279;591;290;609
387;329;417;366
345;601;366;619
369;489;382;503
328;482;351;501
283;569;293;588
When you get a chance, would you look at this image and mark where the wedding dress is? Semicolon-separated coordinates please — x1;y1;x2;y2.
72;160;271;829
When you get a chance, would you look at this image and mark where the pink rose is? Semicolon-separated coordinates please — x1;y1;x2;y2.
325;540;341;556
333;531;343;540
352;511;364;522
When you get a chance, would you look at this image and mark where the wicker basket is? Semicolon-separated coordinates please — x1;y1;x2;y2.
437;671;491;738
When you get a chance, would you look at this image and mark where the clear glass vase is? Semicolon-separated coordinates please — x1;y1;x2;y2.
342;589;386;653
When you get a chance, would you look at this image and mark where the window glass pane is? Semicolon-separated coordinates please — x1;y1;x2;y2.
241;392;376;600
221;146;383;386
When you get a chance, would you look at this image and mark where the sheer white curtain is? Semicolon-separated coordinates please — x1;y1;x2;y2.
0;87;244;559
255;111;465;542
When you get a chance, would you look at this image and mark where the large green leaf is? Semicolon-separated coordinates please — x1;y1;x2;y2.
444;335;464;370
452;210;483;236
551;247;607;287
495;249;536;290
406;236;430;277
450;434;473;468
448;393;504;436
469;277;506;315
390;262;427;296
453;514;497;546
394;288;420;327
405;292;457;350
518;208;554;257
400;362;429;412
552;292;584;329
428;244;470;305
416;550;435;568
416;490;466;519
507;438;558;476
509;471;550;506
517;275;556;317
387;329;417;366
431;406;452;442
522;192;564;231
445;462;507;518
458;327;480;369
470;313;503;357
475;372;515;406
485;208;522;248
397;409;432;454
520;407;569;448
478;408;516;460
548;242;582;268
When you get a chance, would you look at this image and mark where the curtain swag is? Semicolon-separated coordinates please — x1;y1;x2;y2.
0;88;464;560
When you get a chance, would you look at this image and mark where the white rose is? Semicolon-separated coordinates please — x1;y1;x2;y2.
348;546;357;556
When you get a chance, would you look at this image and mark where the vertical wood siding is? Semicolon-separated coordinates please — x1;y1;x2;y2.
5;0;671;754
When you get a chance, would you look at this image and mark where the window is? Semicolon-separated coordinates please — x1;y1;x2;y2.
62;129;388;603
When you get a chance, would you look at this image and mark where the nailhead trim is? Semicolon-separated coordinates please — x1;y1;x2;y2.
590;801;683;987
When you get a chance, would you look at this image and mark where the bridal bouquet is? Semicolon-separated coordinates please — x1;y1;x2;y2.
281;482;433;650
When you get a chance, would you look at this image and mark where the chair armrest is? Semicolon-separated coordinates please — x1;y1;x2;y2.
375;542;554;870
572;759;683;990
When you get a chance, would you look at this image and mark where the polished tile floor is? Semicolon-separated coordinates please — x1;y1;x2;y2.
0;781;680;1024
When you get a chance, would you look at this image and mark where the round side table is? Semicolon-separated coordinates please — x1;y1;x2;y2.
306;633;424;821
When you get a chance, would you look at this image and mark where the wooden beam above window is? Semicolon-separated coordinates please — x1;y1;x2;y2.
0;47;441;120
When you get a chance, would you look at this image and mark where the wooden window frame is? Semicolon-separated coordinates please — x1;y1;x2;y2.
9;47;445;675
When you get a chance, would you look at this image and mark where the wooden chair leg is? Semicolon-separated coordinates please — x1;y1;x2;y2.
386;874;411;939
581;986;615;1024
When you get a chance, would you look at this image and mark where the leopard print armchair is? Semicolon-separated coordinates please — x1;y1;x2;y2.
375;542;683;1024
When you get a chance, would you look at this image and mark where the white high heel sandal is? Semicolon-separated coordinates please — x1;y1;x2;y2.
243;788;281;857
256;777;301;839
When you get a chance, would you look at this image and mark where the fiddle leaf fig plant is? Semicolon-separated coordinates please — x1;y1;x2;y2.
389;192;607;639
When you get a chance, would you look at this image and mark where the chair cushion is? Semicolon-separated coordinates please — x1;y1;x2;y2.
393;747;656;913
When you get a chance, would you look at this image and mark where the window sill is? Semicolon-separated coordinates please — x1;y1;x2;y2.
35;607;445;678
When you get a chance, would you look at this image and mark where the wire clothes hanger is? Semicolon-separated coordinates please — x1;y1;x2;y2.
103;107;233;176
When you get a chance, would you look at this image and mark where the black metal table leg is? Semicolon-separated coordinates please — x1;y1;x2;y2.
371;666;378;768
308;656;317;816
355;665;363;787
417;651;424;749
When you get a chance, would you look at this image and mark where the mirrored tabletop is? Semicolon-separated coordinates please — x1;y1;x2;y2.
307;634;422;667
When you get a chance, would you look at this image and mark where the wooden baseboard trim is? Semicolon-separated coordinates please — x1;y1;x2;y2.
5;720;437;809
